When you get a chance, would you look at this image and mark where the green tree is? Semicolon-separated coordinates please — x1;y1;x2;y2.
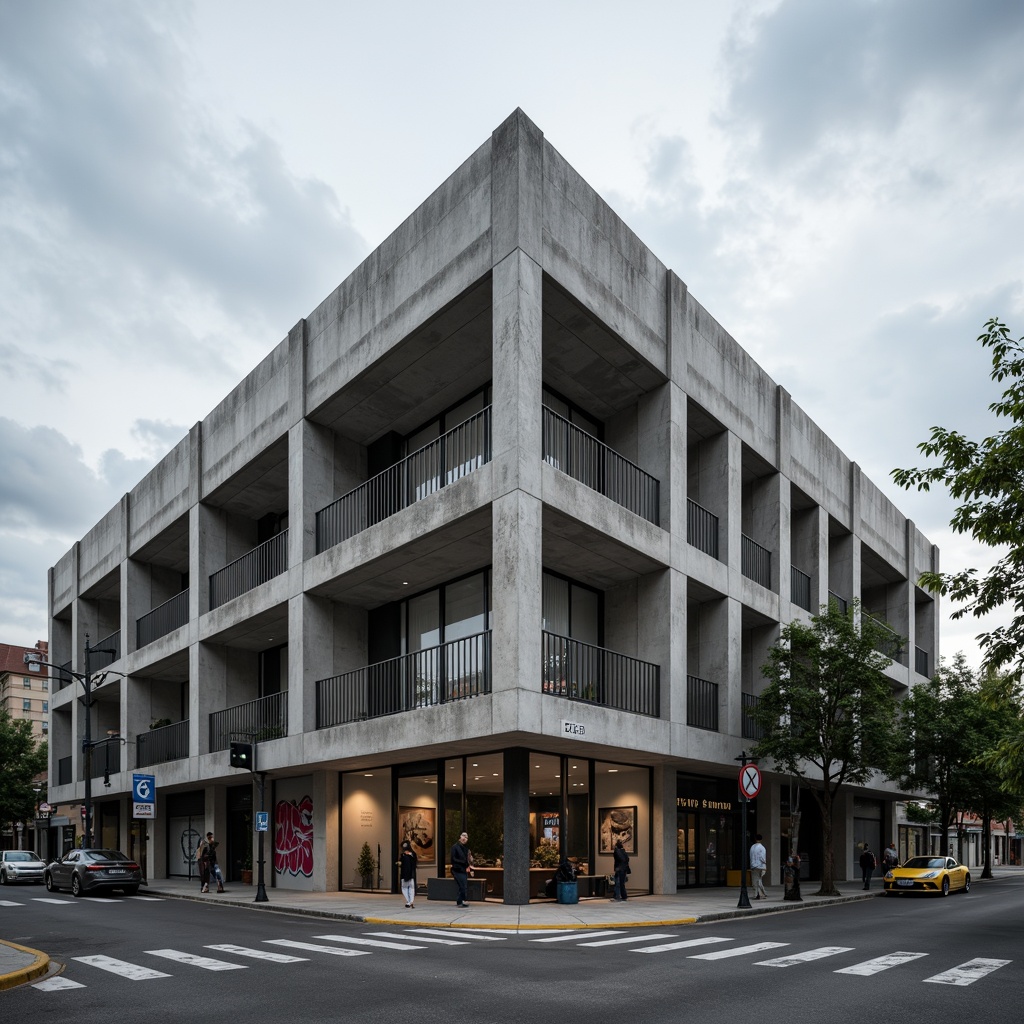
893;319;1024;680
0;705;48;836
977;672;1024;799
752;600;899;896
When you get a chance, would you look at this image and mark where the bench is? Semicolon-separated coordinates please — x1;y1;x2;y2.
426;876;488;902
573;874;608;898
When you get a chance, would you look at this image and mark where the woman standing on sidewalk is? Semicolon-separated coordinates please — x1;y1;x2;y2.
399;840;418;909
612;839;630;901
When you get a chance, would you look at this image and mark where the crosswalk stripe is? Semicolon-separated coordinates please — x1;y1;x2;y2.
578;934;677;947
33;898;77;905
0;900;21;906
923;958;1012;986
369;932;470;945
264;939;370;957
836;951;928;976
314;933;426;950
145;949;248;971
126;896;165;902
33;976;86;991
689;942;789;960
73;955;170;980
531;930;625;943
757;946;854;967
633;937;732;954
405;929;507;941
206;944;308;963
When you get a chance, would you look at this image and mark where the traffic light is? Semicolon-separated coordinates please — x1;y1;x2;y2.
230;741;253;770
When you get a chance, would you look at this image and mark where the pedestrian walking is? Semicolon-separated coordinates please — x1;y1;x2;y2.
859;843;876;890
206;833;225;892
749;833;768;899
783;850;803;902
399;839;418;909
196;833;211;893
450;831;473;908
611;838;630;901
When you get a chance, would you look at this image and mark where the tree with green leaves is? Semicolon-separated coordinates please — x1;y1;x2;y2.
752;600;899;896
0;705;48;841
977;672;1024;802
893;318;1024;680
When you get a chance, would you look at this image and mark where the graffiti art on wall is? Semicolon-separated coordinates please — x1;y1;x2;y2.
275;794;313;877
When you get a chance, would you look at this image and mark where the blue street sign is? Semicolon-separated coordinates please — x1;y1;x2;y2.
255;811;269;832
133;774;156;803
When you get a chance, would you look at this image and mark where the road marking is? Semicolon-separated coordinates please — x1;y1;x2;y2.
32;898;77;905
0;899;22;906
531;930;625;943
405;928;508;941
578;934;678;947
315;934;426;950
145;949;249;971
369;931;470;945
206;944;308;963
264;939;370;957
73;955;170;980
633;936;732;954
757;946;854;967
126;895;164;901
33;976;86;991
923;958;1012;986
836;951;929;976
689;942;789;960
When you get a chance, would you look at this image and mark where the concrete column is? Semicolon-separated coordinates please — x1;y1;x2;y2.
652;765;677;894
292;593;336;734
311;770;339;892
502;747;530;905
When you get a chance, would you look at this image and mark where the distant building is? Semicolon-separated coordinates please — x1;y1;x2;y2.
0;639;49;740
46;110;940;898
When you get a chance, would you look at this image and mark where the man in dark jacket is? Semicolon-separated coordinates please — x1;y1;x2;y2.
612;839;630;901
860;844;876;890
450;831;473;908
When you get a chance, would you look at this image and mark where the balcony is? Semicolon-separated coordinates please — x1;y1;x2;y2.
209;531;288;611
542;632;660;717
316;631;491;728
92;630;121;669
209;692;288;753
58;755;72;786
687;499;719;558
542;407;660;525
316;408;492;552
58;661;73;691
136;720;189;768
742;692;765;740
741;535;771;589
867;615;905;665
828;591;848;615
137;590;190;648
79;742;121;781
915;646;930;678
687;675;719;731
791;565;812;612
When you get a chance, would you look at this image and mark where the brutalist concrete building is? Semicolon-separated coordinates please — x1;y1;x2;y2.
46;110;939;901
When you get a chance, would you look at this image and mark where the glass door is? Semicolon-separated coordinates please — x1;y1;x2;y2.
677;811;697;887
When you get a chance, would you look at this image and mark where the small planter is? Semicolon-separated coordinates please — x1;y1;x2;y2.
241;869;253;885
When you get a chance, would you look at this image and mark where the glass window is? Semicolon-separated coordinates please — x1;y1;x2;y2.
466;753;504;868
23;699;31;711
23;677;31;687
43;701;48;712
542;575;569;635
445;576;487;640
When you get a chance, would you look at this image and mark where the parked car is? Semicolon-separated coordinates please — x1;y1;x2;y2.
883;855;971;896
0;850;47;885
45;848;142;897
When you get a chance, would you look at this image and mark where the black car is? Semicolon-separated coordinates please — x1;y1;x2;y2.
45;848;143;897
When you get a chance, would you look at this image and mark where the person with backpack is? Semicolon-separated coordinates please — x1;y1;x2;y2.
859;843;877;890
882;841;899;872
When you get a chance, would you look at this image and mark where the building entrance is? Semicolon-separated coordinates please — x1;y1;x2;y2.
677;773;742;888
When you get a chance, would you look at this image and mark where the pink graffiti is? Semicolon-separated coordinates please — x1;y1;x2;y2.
274;795;313;877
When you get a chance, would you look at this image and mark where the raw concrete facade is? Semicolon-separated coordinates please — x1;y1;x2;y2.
47;110;939;900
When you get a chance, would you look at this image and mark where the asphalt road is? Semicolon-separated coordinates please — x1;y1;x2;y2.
2;877;1021;1023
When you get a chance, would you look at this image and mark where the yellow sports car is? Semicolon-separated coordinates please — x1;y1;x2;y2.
883;855;971;896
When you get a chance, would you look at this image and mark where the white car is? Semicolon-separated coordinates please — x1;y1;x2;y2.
0;850;47;885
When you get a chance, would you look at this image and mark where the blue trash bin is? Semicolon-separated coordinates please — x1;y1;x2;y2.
557;881;579;905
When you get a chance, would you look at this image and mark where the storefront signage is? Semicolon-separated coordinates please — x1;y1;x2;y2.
677;797;735;812
133;773;156;819
561;720;586;737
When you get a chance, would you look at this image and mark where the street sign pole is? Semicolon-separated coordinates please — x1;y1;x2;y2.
735;750;761;910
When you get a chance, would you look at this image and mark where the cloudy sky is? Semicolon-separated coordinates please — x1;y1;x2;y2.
1;0;1021;670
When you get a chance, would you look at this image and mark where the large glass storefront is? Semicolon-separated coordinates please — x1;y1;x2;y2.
340;751;650;899
677;774;748;888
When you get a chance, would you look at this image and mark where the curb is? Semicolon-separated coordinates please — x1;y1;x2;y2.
0;940;50;991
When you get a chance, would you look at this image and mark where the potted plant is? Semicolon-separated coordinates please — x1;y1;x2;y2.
357;842;376;888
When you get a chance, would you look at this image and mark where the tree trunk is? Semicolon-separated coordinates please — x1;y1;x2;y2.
816;786;839;896
981;807;993;879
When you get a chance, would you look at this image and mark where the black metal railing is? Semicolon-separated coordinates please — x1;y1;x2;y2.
136;720;189;767
687;499;719;558
209;530;288;610
58;661;73;691
80;742;121;781
316;408;492;552
741;535;772;589
791;566;812;612
828;591;848;615
92;630;121;668
915;646;930;677
208;692;288;752
58;755;72;786
542;408;660;525
742;692;765;740
687;675;719;731
541;631;661;717
137;590;190;648
866;614;905;664
316;631;492;728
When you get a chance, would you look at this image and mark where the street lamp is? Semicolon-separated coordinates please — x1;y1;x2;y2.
25;634;120;849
